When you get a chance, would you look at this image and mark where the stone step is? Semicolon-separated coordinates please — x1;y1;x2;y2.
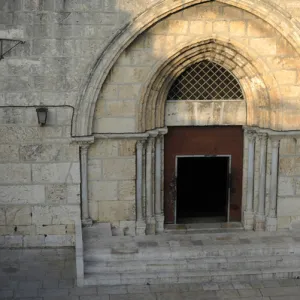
84;267;300;286
84;242;299;262
85;255;300;274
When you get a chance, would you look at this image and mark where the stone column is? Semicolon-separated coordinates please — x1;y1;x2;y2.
266;137;280;231
244;129;256;230
146;133;157;234
255;133;268;231
74;137;94;226
155;134;164;233
136;139;146;235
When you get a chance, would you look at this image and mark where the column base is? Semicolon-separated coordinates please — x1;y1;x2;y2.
254;214;266;231
146;217;156;235
243;211;254;230
266;216;277;232
135;220;146;236
81;218;93;227
155;214;165;234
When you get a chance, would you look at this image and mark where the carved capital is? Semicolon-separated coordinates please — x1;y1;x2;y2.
246;130;257;143
136;139;146;151
257;132;268;143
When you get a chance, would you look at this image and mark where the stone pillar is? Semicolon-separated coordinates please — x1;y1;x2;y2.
73;137;94;226
155;134;164;233
146;133;157;235
136;139;146;235
255;133;268;231
244;129;256;230
266;137;280;232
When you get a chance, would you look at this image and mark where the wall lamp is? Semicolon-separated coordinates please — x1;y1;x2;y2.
36;107;48;126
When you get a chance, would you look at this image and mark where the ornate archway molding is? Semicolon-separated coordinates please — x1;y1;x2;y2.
72;0;299;137
137;36;280;131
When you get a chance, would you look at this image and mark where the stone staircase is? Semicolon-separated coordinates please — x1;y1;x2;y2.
82;225;300;286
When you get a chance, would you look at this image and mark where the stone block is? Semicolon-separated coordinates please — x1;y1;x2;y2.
23;235;45;247
67;185;80;204
14;225;36;235
106;100;136;117
247;19;273;37
88;160;102;181
278;197;300;217
32;162;80;184
4;235;23;247
278;177;295;196
6;206;32;225
229;21;246;36
45;234;74;247
20;144;78;162
98;201;136;222
168;20;188;34
32;205;80;225
279;157;295;176
46;184;67;204
88;201;99;221
0;163;31;183
119;140;136;156
118;180;135;201
0;225;14;235
102;158;135;180
280;138;297;155
37;225;66;235
89;140;118;158
213;20;228;33
249;38;277;55
223;6;244;19
275;70;297;85
189;21;205;35
0;208;5;225
89;181;118;201
278;216;291;229
0;145;19;162
0;185;45;204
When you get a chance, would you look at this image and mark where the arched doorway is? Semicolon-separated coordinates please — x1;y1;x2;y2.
163;60;245;224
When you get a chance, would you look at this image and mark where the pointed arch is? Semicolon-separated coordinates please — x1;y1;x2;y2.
72;0;300;136
137;37;280;131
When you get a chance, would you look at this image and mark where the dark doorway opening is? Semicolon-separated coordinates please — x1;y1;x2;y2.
176;156;230;224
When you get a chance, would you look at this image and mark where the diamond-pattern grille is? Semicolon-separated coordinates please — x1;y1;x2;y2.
167;60;244;100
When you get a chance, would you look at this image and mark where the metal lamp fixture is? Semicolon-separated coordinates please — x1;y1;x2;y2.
36;107;48;126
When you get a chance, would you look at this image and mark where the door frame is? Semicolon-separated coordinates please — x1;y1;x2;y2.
175;154;232;224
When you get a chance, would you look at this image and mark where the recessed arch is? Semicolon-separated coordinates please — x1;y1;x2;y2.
137;37;280;132
72;0;300;137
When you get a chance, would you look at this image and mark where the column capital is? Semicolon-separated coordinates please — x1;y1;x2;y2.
246;129;257;142
72;136;95;149
257;132;268;142
137;139;146;149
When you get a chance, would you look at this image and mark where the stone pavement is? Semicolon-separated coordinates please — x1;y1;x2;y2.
1;248;300;299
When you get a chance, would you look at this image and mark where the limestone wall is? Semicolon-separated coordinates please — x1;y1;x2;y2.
88;138;136;235
0;107;80;247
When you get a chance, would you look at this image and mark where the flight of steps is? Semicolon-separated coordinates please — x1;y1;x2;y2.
82;225;300;286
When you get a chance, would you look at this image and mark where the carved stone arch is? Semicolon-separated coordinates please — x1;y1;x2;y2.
72;0;300;137
138;37;279;132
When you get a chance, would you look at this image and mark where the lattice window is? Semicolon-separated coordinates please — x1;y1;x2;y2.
167;60;244;100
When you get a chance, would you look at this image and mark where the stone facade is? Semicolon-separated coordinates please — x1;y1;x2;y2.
1;0;300;245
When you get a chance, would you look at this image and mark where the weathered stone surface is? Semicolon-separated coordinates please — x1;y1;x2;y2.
0;185;45;204
6;206;32;225
89;181;118;201
32;163;80;183
45;184;67;204
119;140;136;156
278;177;295;196
36;225;66;235
0;145;19;162
118;180;135;201
67;185;80;204
98;201;136;222
0;208;5;225
278;197;300;217
20;144;78;162
89;140;118;158
88;160;102;181
32;205;80;225
0;163;31;183
102;158;135;180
